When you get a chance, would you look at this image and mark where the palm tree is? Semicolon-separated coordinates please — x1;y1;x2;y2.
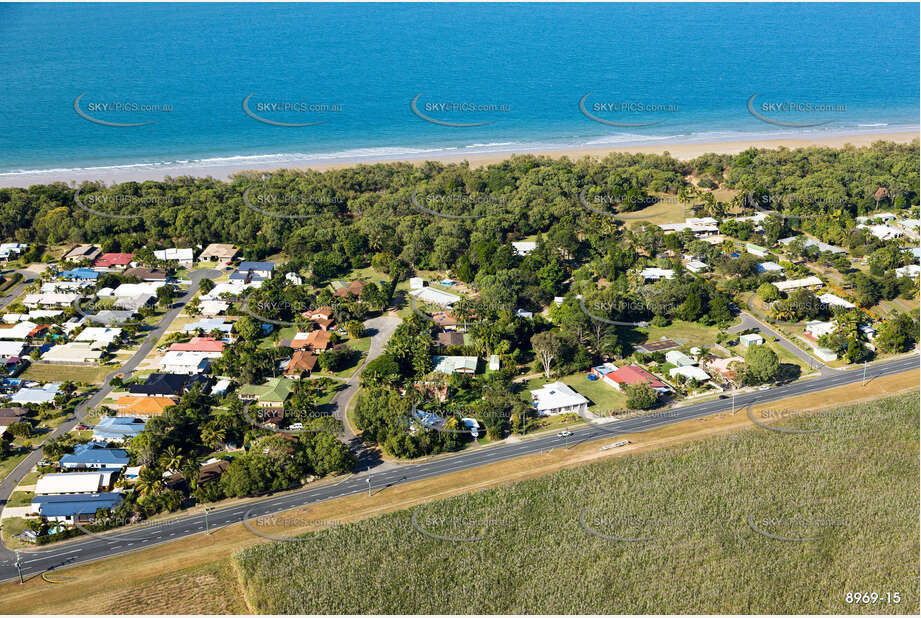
159;445;184;473
135;467;164;497
201;427;226;451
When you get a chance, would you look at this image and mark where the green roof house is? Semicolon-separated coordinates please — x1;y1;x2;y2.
238;377;293;408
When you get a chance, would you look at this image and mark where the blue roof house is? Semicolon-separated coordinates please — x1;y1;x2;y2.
60;268;99;281
59;442;130;470
30;493;123;523
92;416;145;443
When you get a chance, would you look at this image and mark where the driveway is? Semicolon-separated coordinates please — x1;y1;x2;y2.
728;311;834;375
0;269;220;559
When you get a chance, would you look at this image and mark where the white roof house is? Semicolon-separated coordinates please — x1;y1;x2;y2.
818;293;856;309
739;333;764;347
409;287;461;307
856;212;898;223
756;262;784;274
23;293;80;308
857;224;903;241
409;277;426;290
112;282;166;297
159;350;214;375
42;342;103;364
669;365;711;382
530;382;589;416
665;350;696;367
198;300;229;316
773;276;823;292
284;272;303;286
154;248;194;263
0;321;39;340
639;268;674;281
202;282;258;300
9;383;60;405
75;327;123;348
0;341;25;358
685;260;708;273
35;471;113;495
895;264;921;278
431;355;478;375
778;236;846;254
805;320;836;339
512;241;537;256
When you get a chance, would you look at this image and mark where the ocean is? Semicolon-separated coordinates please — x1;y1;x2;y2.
0;2;917;181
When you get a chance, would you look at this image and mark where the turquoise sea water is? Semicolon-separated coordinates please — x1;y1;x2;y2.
0;2;917;178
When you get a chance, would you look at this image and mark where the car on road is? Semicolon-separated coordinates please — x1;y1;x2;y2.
556;430;574;438
74;424;88;430
758;385;771;391
37;460;51;467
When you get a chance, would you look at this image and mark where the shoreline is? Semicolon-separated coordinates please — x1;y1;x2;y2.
0;130;916;189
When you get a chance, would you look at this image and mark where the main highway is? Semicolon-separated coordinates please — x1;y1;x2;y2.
0;354;916;582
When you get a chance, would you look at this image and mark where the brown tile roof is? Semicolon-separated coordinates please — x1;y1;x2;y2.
284;350;318;376
437;332;465;347
123;267;167;281
333;280;366;298
116;396;177;417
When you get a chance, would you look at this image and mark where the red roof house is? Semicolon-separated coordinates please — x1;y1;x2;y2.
602;365;670;394
168;336;225;354
95;253;135;268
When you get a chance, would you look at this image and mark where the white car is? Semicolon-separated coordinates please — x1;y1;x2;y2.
758;385;771;391
556;430;574;438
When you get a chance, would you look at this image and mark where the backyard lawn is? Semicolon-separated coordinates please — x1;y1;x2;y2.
520;372;627;415
630;320;722;350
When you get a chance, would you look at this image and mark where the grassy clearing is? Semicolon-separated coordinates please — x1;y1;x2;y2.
632;320;722;349
7;491;34;507
236;393;919;614
20;364;111;384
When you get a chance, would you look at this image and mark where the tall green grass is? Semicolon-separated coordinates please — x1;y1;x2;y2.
235;393;919;614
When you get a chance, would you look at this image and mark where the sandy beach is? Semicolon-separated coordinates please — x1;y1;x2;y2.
1;131;916;188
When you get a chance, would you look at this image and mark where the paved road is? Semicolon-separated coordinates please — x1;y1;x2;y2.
0;267;42;311
330;315;400;443
0;353;915;582
0;269;220;563
728;311;831;375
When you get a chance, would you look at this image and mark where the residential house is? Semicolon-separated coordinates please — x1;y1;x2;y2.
756;262;784;275
283;350;318;379
303;306;335;330
0;341;25;360
116;395;177;418
198;243;238;264
857;224;903;241
669;365;711;382
778;236;846;255
895;264;921;278
93;416;146;443
92;310;135;325
41;342;103;364
529;382;589;416
0;321;43;340
159;351;213;375
75;327;123;349
111;282;166;297
639;267;674;282
739;333;764;347
685;260;708;273
705;356;745;382
23;293;81;308
60;267;99;281
94;253;134;269
409;277;426;290
0;407;27;434
234;261;275;282
9;383;60;405
593;364;670;394
169;336;224;355
114;293;156;312
154;247;194;265
30;493;123;523
332;279;366;299
436;332;465;348
64;245;102;263
804;320;836;340
123;267;168;282
238;377;293;409
408;287;460;307
0;242;27;262
288;330;331;352
511;241;537;256
199;300;229;316
285;272;303;286
128;373;208;397
664;350;695;367
745;243;769;258
183;318;234;335
773;276;823;292
35;471;116;495
818;293;856;309
59;442;130;471
488;354;500;371
659;218;720;237
431;355;478;375
432;311;463;331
